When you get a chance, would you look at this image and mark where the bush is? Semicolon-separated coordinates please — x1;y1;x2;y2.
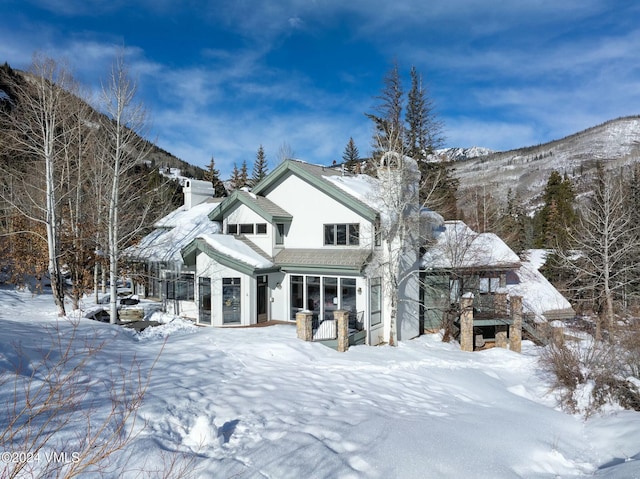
0;319;157;478
541;327;640;417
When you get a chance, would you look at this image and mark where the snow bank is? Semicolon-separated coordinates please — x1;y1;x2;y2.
0;289;638;478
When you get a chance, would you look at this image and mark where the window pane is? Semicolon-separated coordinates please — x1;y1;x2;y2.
240;224;254;234
336;224;347;245
256;223;267;234
223;277;241;324
276;223;285;245
165;272;176;299
324;224;335;245
349;224;359;245
175;274;194;300
341;278;358;328
228;224;237;234
290;275;304;320
198;277;211;325
370;277;382;326
323;277;338;321
307;276;321;319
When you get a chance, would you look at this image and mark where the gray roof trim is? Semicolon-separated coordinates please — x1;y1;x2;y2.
208;190;293;223
182;238;276;276
274;248;371;274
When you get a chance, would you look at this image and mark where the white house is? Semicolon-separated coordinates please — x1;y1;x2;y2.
129;159;423;346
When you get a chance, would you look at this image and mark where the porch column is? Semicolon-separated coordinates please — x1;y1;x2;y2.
296;310;313;341
460;293;474;352
495;328;508;348
509;295;523;353
334;310;350;353
495;291;508;318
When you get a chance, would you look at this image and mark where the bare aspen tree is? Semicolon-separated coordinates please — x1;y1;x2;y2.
99;55;153;323
0;56;76;316
561;164;638;338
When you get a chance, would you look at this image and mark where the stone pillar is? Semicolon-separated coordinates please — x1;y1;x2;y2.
495;328;508;348
460;294;474;352
552;325;565;346
509;295;523;353
296;310;313;341
494;291;508;318
334;310;350;352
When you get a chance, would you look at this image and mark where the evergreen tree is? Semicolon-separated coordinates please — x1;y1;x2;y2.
251;145;268;186
204;156;227;197
501;188;533;253
342;137;359;172
404;66;444;160
229;163;242;190
239;159;249;188
366;62;404;156
534;170;576;248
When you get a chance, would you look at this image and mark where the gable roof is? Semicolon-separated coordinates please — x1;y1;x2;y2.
125;200;222;264
182;234;275;276
422;220;521;271
251;160;378;222
208;189;293;223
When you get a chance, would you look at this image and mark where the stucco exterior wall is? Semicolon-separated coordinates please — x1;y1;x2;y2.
265;174;374;249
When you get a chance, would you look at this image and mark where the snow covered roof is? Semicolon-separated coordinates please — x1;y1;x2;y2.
185;234;274;273
325;174;378;208
126;200;222;264
252;160;378;222
422;221;521;270
507;250;574;321
209;190;292;222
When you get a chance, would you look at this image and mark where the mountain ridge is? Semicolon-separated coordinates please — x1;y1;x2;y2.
451;115;640;209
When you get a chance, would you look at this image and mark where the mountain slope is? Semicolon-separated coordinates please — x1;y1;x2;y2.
453;116;640;208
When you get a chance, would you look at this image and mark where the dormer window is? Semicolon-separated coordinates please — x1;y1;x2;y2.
324;223;359;246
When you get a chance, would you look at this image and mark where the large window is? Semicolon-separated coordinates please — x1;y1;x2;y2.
289;275;359;324
324;223;359;245
198;277;211;325
222;277;241;324
370;277;382;327
166;273;195;300
290;275;304;320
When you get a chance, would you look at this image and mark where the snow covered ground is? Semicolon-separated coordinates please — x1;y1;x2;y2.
2;288;640;478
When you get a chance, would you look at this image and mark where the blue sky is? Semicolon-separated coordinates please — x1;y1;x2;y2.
1;0;639;177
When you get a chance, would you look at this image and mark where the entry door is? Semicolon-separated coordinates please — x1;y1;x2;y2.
257;275;268;323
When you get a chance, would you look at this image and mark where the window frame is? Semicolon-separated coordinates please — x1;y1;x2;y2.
239;223;254;234
166;272;195;301
324;223;360;246
370;277;382;327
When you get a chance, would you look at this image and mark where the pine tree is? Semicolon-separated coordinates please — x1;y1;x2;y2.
251;145;268;186
230;163;242;190
534;170;576;248
204;156;227;197
239;159;249;188
404;66;440;160
342;137;359;172
366;62;404;156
